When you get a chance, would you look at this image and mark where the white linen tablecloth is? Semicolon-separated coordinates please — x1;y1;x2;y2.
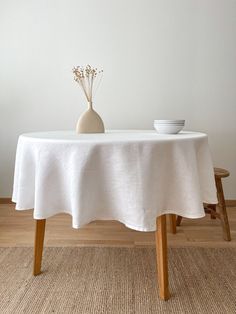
12;130;217;231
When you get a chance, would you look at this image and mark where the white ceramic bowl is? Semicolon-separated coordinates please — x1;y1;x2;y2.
154;124;184;134
154;121;185;122
153;120;185;134
154;119;185;124
154;123;184;126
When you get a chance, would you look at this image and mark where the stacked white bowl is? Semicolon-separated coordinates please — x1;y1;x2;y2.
154;120;185;134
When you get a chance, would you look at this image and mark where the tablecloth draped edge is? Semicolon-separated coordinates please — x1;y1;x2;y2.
12;199;211;232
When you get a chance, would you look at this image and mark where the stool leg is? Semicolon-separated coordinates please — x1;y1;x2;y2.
208;204;217;219
169;214;177;234
176;216;183;226
215;178;231;241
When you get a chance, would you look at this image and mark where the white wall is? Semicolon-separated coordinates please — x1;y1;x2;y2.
0;0;236;198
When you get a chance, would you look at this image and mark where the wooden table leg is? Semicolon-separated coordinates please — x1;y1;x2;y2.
155;215;170;300
169;214;177;234
33;219;46;276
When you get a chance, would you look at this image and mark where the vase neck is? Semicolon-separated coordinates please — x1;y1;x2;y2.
88;101;93;110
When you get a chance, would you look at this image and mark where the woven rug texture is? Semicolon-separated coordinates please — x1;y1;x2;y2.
0;247;235;314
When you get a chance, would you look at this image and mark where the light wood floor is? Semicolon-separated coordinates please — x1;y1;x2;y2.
0;204;235;248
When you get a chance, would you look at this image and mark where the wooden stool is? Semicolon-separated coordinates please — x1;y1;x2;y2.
176;167;231;241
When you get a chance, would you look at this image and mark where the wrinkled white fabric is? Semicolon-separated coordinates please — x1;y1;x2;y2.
12;130;217;231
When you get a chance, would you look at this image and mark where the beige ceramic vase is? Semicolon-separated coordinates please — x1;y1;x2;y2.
76;101;105;134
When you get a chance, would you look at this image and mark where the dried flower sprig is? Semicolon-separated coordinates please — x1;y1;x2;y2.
73;65;103;103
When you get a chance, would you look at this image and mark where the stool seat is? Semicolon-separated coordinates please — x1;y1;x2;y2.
214;167;230;178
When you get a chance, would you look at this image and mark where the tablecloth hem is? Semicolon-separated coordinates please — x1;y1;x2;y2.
203;199;218;205
12;203;206;232
71;212;206;232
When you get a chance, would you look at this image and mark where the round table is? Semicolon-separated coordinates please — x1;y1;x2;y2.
12;130;217;300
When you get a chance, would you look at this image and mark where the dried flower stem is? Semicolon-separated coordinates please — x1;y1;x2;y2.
73;64;103;104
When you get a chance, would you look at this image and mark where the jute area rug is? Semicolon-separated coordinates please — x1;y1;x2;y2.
0;247;235;314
